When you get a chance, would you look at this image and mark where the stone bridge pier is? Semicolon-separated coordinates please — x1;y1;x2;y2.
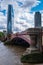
27;28;42;52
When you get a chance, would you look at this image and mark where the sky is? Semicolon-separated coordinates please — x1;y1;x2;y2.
0;0;43;33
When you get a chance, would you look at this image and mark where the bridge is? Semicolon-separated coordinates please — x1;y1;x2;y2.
11;32;31;44
7;28;42;51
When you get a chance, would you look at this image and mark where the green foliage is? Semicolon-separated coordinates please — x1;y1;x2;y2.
21;53;43;63
0;32;4;37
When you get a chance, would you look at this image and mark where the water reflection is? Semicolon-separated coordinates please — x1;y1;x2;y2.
0;42;43;65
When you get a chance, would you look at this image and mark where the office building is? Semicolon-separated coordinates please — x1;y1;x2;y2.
7;4;14;34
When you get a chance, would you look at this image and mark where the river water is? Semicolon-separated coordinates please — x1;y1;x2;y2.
0;41;43;65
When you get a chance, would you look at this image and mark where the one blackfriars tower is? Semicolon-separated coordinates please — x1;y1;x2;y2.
35;12;41;28
7;4;14;34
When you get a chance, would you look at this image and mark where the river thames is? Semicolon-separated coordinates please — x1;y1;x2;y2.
0;41;43;65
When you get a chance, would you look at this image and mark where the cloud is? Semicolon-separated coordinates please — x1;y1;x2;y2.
41;12;43;26
31;0;43;12
14;11;34;32
0;0;42;33
0;12;7;30
39;10;43;26
17;0;40;8
16;1;23;7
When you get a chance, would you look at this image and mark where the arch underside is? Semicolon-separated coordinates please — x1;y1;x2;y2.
12;37;30;47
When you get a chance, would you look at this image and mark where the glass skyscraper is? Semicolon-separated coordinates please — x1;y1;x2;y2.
35;12;41;28
7;4;14;34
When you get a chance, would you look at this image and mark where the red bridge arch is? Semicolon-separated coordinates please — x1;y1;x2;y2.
11;34;31;45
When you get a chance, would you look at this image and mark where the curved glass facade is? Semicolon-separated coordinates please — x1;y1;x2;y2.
7;4;14;34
